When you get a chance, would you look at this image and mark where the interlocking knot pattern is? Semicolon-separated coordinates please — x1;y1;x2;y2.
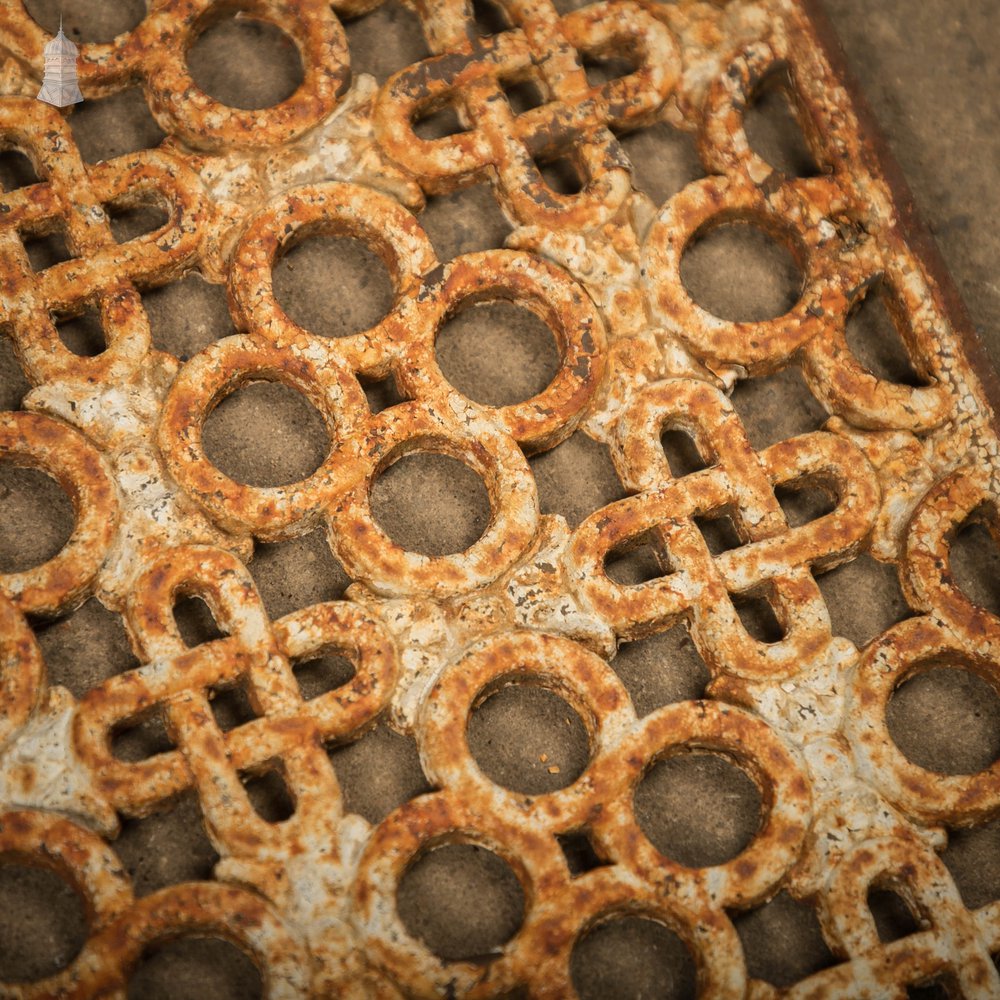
1;0;350;150
0;0;998;996
0;98;205;385
376;0;679;228
569;378;878;678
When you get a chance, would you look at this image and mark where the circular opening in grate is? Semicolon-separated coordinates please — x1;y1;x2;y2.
370;452;491;556
467;681;591;793
634;750;762;867
272;235;394;339
0;863;88;982
24;0;145;42
202;380;329;487
887;665;1000;775
397;843;525;961
435;301;561;407
570;914;696;1000
680;219;802;322
127;936;262;1000
187;14;303;110
0;465;74;573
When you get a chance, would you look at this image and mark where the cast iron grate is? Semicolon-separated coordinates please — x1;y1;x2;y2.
0;0;998;995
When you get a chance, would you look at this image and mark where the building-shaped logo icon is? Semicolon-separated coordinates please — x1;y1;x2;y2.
36;22;83;107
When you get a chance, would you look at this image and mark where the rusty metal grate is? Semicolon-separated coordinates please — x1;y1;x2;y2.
0;0;998;995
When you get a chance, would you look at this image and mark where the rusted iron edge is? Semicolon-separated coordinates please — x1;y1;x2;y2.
802;0;1000;437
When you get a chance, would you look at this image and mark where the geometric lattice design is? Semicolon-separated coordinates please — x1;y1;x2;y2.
0;0;998;996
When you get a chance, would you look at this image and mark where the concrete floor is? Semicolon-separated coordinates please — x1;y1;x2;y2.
823;0;1000;373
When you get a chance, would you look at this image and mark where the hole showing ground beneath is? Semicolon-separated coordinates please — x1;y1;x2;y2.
907;979;953;1000
949;516;1000;619
619;122;704;208
942;814;1000;910
529;431;624;528
210;683;256;732
115;791;219;897
660;426;707;479
341;1;429;85
436;301;561;408
56;306;104;357
143;274;235;362
0;150;39;192
272;235;394;340
611;627;711;717
127;937;262;1000
605;536;668;587
22;227;72;273
887;666;1000;775
68;89;166;164
745;70;821;178
697;511;741;555
414;102;466;141
681;222;802;323
0;465;74;573
0;336;30;411
503;75;546;115
327;723;431;826
733;890;836;987
242;767;295;824
868;887;921;943
0;863;88;983
733;589;784;644
557;832;606;877
845;283;925;386
776;481;835;528
731;366;827;450
420;185;512;261
250;527;351;620
202;381;329;487
633;751;761;867
582;55;635;90
370;452;491;556
174;595;228;647
24;0;145;41
397;843;525;962
112;709;173;764
473;0;510;35
106;202;169;245
538;156;584;195
35;599;139;699
187;15;303;110
293;651;355;701
467;683;590;794
570;915;696;1000
816;552;910;650
361;373;407;415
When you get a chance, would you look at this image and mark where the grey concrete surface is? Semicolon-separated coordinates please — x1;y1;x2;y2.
822;0;1000;365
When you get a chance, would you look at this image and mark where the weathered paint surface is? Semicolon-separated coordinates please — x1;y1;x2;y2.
0;0;998;995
